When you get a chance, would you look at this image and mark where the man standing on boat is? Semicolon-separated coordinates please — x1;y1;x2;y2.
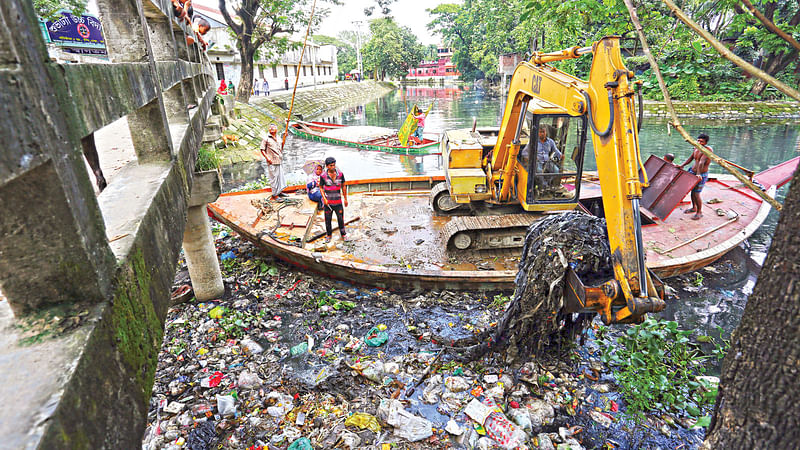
320;157;348;243
260;124;287;202
410;106;426;145
679;133;713;220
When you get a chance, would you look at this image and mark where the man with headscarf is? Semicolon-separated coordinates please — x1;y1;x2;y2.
260;124;287;201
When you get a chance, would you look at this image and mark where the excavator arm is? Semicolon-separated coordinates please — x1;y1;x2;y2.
489;36;665;324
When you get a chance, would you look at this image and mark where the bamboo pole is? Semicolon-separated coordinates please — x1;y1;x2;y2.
740;0;800;53
622;0;784;211
281;0;318;150
661;0;800;102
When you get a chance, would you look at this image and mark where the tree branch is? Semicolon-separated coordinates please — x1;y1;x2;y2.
623;0;783;212
661;0;800;102
218;0;242;36
741;0;800;52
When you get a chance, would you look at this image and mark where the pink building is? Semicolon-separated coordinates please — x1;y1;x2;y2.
407;47;461;81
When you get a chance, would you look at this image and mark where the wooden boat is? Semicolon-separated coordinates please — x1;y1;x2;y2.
288;121;440;155
207;157;798;291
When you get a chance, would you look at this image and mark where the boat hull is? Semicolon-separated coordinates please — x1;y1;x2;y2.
288;122;440;155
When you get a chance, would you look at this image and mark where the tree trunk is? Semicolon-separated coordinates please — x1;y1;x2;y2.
750;49;797;96
702;165;800;448
237;48;255;103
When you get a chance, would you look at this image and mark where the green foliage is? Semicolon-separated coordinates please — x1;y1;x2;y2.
34;0;87;21
362;18;424;80
195;145;221;172
600;318;723;423
314;33;359;77
304;289;356;313
489;293;512;309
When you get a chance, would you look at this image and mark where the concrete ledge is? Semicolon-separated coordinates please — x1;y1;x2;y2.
62;63;210;137
189;170;222;206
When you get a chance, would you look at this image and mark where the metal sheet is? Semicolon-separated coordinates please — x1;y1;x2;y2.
640;155;699;221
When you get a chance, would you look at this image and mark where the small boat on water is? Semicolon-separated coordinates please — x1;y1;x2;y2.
208;156;798;291
288;121;440;155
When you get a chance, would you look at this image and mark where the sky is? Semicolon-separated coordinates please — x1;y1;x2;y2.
190;0;460;46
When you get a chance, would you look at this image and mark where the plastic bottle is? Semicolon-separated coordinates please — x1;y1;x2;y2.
481;398;528;449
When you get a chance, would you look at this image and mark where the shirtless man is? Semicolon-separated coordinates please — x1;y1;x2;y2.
678;133;712;220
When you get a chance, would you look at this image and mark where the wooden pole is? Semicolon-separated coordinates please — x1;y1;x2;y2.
658;214;739;254
281;0;317;150
623;0;784;211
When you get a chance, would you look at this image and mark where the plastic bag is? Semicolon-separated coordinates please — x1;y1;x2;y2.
364;326;389;347
216;394;236;416
345;412;382;433
287;437;313;450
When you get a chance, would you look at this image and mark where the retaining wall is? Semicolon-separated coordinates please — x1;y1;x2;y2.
210;81;396;165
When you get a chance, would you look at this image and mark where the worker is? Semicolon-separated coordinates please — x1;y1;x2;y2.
411;105;425;145
679;133;713;220
217;79;227;95
320;157;348;243
260;124;287;202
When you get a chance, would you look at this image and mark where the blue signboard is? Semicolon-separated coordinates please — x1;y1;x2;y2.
45;12;105;47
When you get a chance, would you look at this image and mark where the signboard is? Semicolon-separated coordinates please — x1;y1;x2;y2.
45;12;104;47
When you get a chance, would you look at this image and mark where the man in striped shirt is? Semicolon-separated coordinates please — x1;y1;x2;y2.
320;157;349;243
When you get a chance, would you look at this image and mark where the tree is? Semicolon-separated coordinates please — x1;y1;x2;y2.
33;0;87;20
219;0;322;103
361;18;423;80
313;33;360;78
700;157;800;447
728;0;800;96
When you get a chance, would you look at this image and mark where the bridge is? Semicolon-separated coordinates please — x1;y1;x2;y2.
0;0;226;447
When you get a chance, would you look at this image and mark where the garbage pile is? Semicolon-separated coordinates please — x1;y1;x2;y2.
142;223;706;449
443;212;613;363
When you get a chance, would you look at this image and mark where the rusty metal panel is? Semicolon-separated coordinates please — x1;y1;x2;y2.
640;155;699;221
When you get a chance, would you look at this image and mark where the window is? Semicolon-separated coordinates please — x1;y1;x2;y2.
272;66;278;78
215;63;224;80
303;66;307;76
283;65;288;77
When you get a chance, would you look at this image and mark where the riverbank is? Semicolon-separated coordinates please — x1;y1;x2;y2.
642;100;800;122
207;81;396;166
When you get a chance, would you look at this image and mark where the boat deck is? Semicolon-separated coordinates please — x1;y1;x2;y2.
212;188;522;273
209;157;789;290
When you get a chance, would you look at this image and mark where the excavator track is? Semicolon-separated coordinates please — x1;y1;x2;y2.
441;214;542;251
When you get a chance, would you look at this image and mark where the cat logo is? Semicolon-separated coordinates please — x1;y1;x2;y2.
531;74;542;94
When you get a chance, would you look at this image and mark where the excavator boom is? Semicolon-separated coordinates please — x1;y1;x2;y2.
435;36;665;325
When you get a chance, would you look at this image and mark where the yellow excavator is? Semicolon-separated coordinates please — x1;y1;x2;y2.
431;36;665;325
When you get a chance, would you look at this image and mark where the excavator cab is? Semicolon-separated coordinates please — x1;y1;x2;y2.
518;113;588;207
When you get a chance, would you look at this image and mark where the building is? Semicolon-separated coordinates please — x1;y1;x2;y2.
498;52;526;89
194;4;338;90
406;47;460;81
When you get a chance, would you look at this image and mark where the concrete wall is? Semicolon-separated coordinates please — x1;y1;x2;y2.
0;0;215;447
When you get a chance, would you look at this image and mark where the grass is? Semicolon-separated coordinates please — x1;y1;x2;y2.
196;145;221;172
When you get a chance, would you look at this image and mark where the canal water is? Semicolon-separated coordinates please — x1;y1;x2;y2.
221;85;799;341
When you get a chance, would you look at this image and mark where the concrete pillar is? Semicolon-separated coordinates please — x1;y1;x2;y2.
96;0;175;161
182;171;224;300
183;206;224;300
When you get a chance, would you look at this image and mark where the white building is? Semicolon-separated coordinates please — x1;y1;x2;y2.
194;4;338;91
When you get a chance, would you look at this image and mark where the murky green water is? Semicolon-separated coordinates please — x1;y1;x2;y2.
221;85;799;339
